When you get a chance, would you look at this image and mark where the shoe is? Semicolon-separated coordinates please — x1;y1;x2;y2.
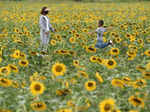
109;40;113;46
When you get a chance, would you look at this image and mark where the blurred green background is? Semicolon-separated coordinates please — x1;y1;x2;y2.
0;0;150;2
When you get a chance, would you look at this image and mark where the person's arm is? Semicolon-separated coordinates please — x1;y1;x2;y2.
104;26;113;31
49;23;55;32
88;28;98;35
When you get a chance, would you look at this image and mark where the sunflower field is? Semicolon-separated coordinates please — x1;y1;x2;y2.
0;1;150;112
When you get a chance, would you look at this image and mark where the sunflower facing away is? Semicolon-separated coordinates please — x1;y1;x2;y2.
52;63;66;76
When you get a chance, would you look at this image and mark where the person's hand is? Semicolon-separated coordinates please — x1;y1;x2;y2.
88;32;93;35
45;31;49;35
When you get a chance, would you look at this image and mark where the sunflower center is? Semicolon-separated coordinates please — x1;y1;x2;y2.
88;47;94;51
108;60;114;65
56;66;63;72
1;68;8;73
10;66;17;70
80;72;87;77
133;98;142;104
21;61;27;65
112;49;118;53
92;57;96;60
34;84;41;91
145;73;150;76
136;81;144;86
61;50;67;53
1;79;7;83
104;104;111;111
88;82;93;87
36;103;43;108
97;58;102;63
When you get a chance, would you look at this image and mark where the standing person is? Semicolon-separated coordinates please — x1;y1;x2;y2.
39;6;55;51
89;20;113;48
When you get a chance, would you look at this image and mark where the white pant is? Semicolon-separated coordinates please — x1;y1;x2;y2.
40;30;50;49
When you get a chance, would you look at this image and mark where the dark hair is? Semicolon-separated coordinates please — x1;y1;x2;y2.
40;6;48;15
98;20;104;26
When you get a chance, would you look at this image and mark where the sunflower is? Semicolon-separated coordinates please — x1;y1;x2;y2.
142;71;150;79
19;52;26;59
136;65;146;72
52;63;66;76
40;51;47;55
112;109;121;112
86;46;96;53
110;48;120;56
11;81;19;88
0;66;11;76
133;79;146;88
146;38;150;43
67;100;75;107
129;110;138;112
8;64;18;73
99;98;115;112
59;50;69;55
31;102;47;111
57;108;72;112
127;50;136;57
56;89;71;96
29;51;37;56
105;59;117;69
122;76;131;85
0;57;2;63
96;57;104;64
68;50;76;56
111;32;117;36
85;80;96;91
90;56;98;63
95;72;103;83
30;81;45;96
126;33;131;38
73;60;80;67
146;61;150;70
0;109;12;112
115;37;122;43
50;39;57;46
69;37;76;43
78;71;88;78
144;50;150;56
0;78;12;87
128;95;144;108
128;55;135;61
10;50;20;59
111;79;124;88
19;59;29;67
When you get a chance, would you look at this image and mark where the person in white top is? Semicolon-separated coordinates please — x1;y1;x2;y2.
89;20;113;48
39;6;55;51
